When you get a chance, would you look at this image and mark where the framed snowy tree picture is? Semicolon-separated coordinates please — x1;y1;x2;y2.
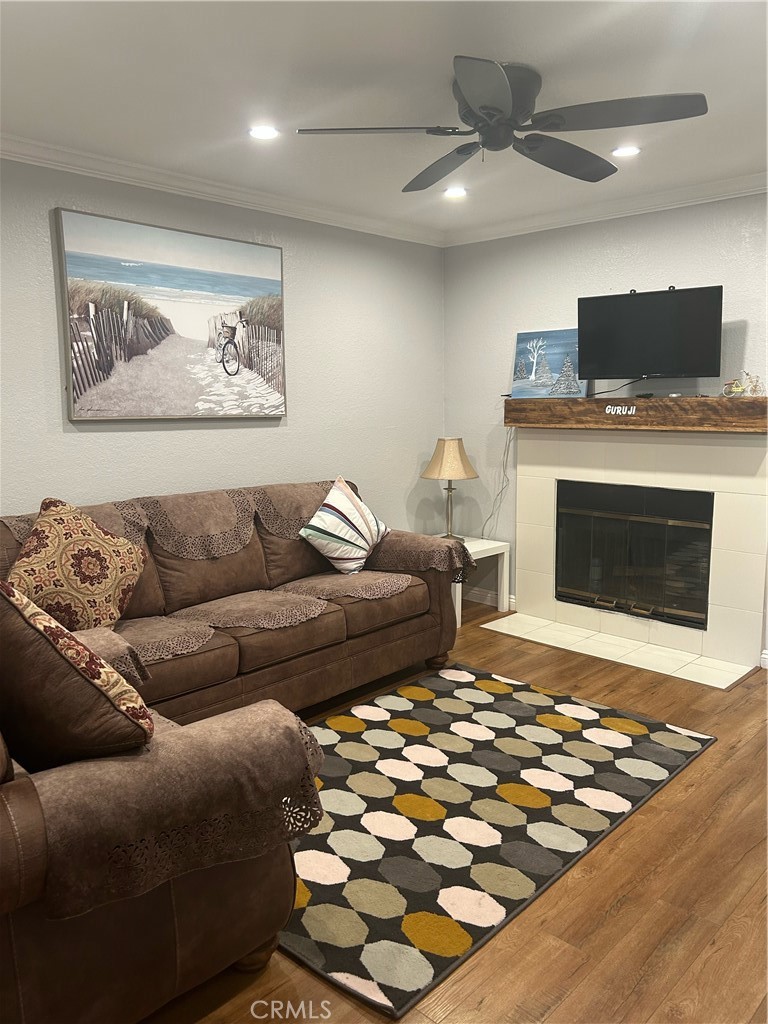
510;328;587;398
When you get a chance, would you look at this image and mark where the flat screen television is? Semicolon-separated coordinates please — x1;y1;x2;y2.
577;285;723;380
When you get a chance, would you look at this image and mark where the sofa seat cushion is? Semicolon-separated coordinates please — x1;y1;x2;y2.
115;619;240;703
326;576;430;637
223;604;347;674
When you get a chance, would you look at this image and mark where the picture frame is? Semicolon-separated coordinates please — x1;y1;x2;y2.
509;328;587;398
55;209;285;420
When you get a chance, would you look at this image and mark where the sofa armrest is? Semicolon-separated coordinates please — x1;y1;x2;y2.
367;530;475;579
28;702;322;919
0;777;47;913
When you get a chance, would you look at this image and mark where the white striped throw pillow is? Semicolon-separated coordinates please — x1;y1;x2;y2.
299;477;389;574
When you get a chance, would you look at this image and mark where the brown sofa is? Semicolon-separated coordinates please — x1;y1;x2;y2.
0;480;463;724
0;480;469;1024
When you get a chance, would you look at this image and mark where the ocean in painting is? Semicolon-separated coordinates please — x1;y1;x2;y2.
65;251;282;341
509;327;587;398
65;251;281;305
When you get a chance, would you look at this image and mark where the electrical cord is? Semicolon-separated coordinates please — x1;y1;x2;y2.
481;427;513;539
589;377;651;396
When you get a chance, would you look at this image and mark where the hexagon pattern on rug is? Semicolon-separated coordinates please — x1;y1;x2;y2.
280;664;714;1018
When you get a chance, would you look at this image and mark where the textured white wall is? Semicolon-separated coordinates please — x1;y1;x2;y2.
0;161;446;528
443;194;768;594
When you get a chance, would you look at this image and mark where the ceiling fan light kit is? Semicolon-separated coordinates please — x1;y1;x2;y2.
298;55;707;193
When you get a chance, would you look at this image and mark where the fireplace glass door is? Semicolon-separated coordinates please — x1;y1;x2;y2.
556;481;713;629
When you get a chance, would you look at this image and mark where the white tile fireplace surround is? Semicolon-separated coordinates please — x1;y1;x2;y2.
514;429;767;668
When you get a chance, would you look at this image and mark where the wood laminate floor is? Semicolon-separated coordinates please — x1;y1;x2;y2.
145;602;767;1024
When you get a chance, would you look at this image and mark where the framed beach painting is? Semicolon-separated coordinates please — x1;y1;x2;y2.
55;209;285;420
509;328;587;398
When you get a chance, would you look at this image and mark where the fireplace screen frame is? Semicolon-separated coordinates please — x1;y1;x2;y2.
555;480;714;630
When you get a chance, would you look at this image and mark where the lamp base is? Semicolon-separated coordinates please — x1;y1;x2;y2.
441;532;465;542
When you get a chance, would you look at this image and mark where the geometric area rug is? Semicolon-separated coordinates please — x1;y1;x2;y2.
279;664;715;1018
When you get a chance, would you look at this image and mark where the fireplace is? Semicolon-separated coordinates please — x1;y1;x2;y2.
556;481;714;630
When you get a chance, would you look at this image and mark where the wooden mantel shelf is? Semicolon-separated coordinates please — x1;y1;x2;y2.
504;396;767;433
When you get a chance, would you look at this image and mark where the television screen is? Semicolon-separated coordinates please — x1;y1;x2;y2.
577;285;723;380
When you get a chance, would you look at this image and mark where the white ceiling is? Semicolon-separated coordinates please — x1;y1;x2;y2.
1;1;765;246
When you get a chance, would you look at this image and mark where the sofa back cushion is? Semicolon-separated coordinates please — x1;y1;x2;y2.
151;532;270;613
254;481;351;588
0;582;154;772
0;504;165;620
142;489;270;613
256;531;332;588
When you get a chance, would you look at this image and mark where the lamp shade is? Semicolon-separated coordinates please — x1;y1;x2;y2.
421;438;479;481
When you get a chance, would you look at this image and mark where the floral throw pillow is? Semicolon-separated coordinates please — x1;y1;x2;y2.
7;497;146;630
299;477;389;574
0;581;154;772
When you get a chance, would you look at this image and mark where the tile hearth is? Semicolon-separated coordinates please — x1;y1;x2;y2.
482;612;753;690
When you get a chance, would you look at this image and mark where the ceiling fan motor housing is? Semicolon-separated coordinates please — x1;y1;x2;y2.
453;63;543;149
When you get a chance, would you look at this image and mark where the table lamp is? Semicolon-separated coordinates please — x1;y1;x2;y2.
420;437;479;541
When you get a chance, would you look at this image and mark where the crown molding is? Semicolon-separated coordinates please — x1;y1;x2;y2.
0;134;446;248
1;134;764;249
443;172;767;246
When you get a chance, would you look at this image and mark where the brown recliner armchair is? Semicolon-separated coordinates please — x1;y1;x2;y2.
0;704;322;1024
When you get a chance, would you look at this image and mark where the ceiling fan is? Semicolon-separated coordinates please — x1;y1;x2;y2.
297;56;707;192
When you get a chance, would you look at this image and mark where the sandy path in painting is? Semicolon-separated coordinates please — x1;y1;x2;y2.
73;334;284;418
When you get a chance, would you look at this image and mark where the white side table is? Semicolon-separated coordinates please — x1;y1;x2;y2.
451;536;510;628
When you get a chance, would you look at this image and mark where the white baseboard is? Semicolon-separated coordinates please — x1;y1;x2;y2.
761;649;768;669
463;586;516;612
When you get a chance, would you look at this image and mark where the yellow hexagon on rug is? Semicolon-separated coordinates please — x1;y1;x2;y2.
326;715;367;733
600;716;649;735
294;878;311;909
398;685;436;701
475;679;514;693
496;782;551;808
401;912;472;957
389;718;431;736
537;714;583;732
393;794;447;820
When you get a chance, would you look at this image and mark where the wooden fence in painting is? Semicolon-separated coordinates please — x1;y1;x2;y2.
208;313;285;397
69;302;174;402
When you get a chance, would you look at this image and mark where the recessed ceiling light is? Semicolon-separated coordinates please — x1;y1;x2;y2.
444;186;467;199
612;145;641;158
249;125;280;140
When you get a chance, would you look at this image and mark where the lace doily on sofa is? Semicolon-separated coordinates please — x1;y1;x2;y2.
114;616;215;664
277;571;411;601
171;591;328;630
366;529;476;582
249;481;336;539
137;489;259;560
33;701;324;918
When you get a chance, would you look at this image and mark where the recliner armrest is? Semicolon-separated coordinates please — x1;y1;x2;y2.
26;701;322;919
0;777;47;913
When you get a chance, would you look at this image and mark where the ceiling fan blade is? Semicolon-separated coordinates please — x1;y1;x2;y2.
513;134;617;182
297;126;471;136
453;55;513;121
402;141;481;193
530;94;708;132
